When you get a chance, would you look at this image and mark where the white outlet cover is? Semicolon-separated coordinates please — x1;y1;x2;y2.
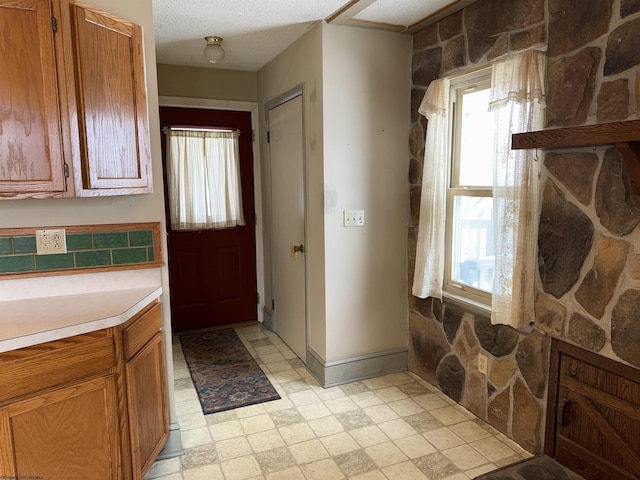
36;229;67;255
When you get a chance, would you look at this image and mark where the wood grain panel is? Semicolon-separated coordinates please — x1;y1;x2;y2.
0;0;65;194
6;375;120;479
123;302;161;360
126;332;168;479
71;4;151;193
0;331;116;404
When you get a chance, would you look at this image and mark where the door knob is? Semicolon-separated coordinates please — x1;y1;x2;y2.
290;244;304;260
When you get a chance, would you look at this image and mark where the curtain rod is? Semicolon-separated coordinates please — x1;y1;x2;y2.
162;126;240;135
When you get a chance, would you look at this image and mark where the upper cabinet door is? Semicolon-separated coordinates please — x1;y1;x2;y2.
0;0;66;196
71;5;152;194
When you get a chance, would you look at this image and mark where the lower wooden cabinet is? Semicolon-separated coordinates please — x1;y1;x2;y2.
0;301;167;479
0;375;120;479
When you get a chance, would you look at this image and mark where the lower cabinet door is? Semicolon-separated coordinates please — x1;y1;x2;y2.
0;375;121;479
126;331;168;479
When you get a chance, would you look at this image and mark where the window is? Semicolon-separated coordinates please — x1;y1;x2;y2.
445;70;494;306
165;128;245;231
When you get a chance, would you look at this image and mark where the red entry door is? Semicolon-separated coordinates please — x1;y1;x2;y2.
159;107;257;332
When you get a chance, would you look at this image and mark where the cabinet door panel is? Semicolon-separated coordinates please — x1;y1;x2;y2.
0;375;121;479
0;0;65;194
72;5;151;193
126;331;168;479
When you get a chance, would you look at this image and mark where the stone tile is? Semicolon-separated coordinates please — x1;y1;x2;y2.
364;404;400;423
206;409;238;425
181;427;212;449
388;398;424;417
278;423;317;445
220;454;262;480
336;409;374;430
255;446;297;475
384;372;414;385
404;412;443;434
261;352;286;363
216;436;253;461
288;390;322;407
311;385;344;401
248;429;286;453
268;361;296;373
413;452;461;480
423;427;465;451
308;415;344;437
325;396;358;414
174;377;194;390
255;345;280;356
149;474;184;480
269;408;305;427
178;412;207;431
349;471;387;480
271;370;302;383
350;425;390;448
182;464;224;480
362;377;393;390
394;435;437;459
235;403;268;419
300;458;345;480
470;436;516;462
210;420;245;441
240;414;276;434
265;467;305;480
382;461;429;480
174;389;199;403
320;432;360;455
365;441;408;468
350;391;384;408
297;402;331;420
375;386;409;403
442;444;489;470
465;463;497;478
430;406;469;425
288;439;330;464
449;421;493;443
334;449;378;477
340;381;370;395
173;367;191;380
264;398;295;413
396;382;431;397
175;399;203;417
413;393;448;411
378;418;418;440
281;381;311;395
180;444;219;470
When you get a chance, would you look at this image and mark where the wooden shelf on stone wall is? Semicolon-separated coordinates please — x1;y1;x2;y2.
512;119;640;195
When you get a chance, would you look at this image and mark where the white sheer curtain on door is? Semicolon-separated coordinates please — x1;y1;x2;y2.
489;49;546;328
166;129;245;230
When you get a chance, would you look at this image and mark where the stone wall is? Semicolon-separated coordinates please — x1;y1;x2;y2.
408;0;640;453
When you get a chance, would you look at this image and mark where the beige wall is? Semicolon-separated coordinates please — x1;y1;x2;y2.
157;63;258;101
322;24;411;360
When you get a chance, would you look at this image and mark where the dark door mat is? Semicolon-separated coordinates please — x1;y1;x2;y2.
474;454;585;480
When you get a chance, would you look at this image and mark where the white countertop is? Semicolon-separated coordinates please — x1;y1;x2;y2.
0;269;163;353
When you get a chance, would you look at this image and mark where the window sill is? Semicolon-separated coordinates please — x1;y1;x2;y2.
441;290;492;318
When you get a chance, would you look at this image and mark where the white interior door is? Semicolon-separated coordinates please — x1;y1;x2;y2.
268;94;306;362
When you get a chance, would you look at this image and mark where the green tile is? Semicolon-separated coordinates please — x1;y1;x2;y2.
129;230;153;247
0;255;34;273
75;250;112;267
35;253;75;271
67;233;93;251
112;247;147;265
0;237;12;255
147;246;155;262
13;236;36;253
93;232;129;248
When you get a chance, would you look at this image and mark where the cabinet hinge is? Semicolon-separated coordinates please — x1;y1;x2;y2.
51;16;58;33
63;162;69;178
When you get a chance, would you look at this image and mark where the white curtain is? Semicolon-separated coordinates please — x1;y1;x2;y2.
489;50;546;328
166;129;245;230
412;78;450;299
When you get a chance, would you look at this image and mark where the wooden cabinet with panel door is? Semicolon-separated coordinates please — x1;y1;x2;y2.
0;0;152;199
0;302;168;479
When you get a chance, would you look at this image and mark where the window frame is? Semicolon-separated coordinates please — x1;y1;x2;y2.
443;68;494;307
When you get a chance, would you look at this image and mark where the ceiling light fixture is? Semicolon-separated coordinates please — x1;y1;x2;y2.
203;36;225;64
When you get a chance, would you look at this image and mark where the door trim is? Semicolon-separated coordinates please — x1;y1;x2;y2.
265;86;309;356
158;96;265;323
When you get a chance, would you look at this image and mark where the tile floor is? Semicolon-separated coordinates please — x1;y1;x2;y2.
146;324;531;480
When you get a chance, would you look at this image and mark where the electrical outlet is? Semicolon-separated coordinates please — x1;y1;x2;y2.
36;229;67;255
478;353;488;375
343;209;365;227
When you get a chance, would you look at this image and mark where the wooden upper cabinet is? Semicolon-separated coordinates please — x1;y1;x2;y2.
0;0;66;197
68;4;152;195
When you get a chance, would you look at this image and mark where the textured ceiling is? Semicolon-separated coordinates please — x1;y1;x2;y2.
152;0;472;72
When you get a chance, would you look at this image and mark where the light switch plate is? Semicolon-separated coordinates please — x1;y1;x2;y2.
343;210;365;227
